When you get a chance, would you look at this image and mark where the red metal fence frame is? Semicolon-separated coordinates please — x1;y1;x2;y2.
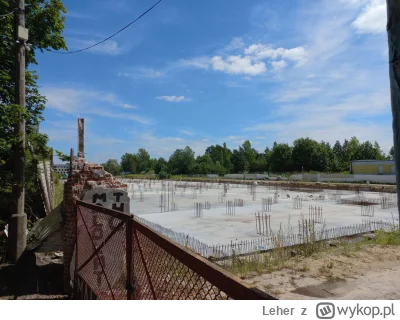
75;200;275;300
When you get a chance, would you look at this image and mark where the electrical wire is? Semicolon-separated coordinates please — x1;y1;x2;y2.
50;0;163;54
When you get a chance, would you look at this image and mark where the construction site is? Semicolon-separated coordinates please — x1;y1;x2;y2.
120;179;398;259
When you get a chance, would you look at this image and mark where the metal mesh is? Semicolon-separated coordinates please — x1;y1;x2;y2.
131;226;230;300
76;205;127;300
75;201;272;300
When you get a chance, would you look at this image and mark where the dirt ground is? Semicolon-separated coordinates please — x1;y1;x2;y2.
0;252;67;300
245;245;400;300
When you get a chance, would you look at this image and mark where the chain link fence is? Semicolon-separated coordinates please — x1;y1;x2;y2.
75;201;273;300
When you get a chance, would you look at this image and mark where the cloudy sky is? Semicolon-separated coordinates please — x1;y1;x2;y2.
37;0;391;163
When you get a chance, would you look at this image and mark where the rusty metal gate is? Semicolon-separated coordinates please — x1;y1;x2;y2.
74;200;275;300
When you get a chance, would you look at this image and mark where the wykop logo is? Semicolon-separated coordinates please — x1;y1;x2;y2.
316;303;336;319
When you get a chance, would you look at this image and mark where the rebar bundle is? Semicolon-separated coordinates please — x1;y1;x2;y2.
293;196;302;209
261;197;272;212
171;202;178;211
380;197;397;209
309;205;323;223
194;202;203;218
255;212;271;236
226;201;235;215
234;198;244;207
273;192;278;204
361;204;375;217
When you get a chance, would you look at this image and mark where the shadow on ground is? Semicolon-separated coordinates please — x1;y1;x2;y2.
0;251;67;300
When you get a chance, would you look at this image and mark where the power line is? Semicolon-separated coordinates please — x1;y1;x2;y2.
50;0;163;54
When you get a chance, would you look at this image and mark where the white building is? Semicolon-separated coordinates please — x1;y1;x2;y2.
53;164;69;175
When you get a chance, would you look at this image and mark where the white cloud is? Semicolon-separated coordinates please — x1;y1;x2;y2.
66;11;96;19
235;0;392;153
224;37;245;51
125;131;214;158
272;87;322;102
211;55;267;76
179;57;211;69
121;103;137;109
224;81;247;88
178;129;195;136
42;86;152;124
156;95;191;102
179;39;307;76
243;118;392;154
352;0;386;34
245;45;308;65
118;67;164;79
271;60;287;71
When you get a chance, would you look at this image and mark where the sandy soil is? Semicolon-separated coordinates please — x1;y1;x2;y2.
244;245;400;300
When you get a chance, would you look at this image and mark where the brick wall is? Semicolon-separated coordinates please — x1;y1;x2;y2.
62;157;127;293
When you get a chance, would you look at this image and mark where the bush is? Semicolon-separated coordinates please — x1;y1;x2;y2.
158;171;170;180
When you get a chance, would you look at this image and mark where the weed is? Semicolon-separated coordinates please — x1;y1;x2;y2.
372;230;400;246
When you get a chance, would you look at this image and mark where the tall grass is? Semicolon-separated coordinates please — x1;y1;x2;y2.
53;174;64;208
219;219;399;277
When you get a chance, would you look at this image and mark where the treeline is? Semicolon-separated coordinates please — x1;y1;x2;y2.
102;137;395;177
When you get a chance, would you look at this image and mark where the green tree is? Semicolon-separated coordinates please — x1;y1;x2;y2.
269;142;293;173
388;146;395;160
102;159;122;176
373;141;386;160
154;157;168;174
120;153;137;173
0;0;67;220
231;149;247;173
264;147;273;172
168;146;195;175
136;148;151;173
194;154;215;174
241;140;256;171
292;138;320;171
222;142;233;173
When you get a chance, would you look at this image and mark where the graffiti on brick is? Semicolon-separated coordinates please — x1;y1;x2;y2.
81;189;130;290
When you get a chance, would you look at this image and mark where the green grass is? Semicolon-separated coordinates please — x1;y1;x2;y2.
218;224;400;278
371;229;400;246
53;179;64;209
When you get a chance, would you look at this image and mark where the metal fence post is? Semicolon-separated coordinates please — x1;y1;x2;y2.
74;202;78;299
126;215;134;300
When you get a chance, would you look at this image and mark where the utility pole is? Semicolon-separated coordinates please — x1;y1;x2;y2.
387;0;400;226
8;0;27;263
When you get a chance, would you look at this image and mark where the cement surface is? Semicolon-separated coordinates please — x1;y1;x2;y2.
123;180;398;246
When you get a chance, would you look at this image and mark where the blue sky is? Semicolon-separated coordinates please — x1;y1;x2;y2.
37;0;391;164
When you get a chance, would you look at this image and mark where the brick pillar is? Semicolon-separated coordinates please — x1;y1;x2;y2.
62;157;127;293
